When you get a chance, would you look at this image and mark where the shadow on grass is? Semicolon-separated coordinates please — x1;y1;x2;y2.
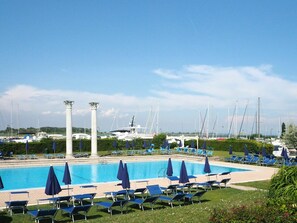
58;212;102;223
0;211;12;223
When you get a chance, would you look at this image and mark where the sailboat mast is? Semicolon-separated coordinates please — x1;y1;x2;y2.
228;103;237;138
238;101;249;138
257;97;261;138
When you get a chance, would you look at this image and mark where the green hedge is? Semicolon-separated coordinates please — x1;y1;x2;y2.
185;138;273;154
0;136;273;155
0;135;167;155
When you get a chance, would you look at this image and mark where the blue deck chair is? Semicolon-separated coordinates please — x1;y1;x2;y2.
129;196;159;211
184;190;207;204
233;156;244;163
104;189;134;201
175;147;182;153
260;157;270;165
194;180;217;190
249;156;260;164
225;155;237;162
27;209;58;223
160;184;179;195
95;200;128;216
47;195;72;209
71;193;96;206
265;158;277;166
242;155;253;163
206;150;213;157
146;184;185;208
61;205;92;222
5;191;29;215
158;193;186;208
147;184;164;197
212;178;231;188
130;187;147;199
176;182;196;193
167;176;179;184
5;200;28;216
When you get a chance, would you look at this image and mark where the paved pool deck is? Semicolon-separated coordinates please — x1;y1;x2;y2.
0;154;278;209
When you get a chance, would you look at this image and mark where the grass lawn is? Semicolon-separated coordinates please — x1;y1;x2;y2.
234;180;271;190
0;188;267;223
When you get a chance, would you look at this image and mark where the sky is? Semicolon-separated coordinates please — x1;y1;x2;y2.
1;0;297;136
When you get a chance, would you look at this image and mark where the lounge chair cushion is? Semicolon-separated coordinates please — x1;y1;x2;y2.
27;209;58;223
5;200;28;215
61;205;92;222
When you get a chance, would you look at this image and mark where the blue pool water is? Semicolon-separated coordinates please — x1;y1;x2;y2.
0;160;250;191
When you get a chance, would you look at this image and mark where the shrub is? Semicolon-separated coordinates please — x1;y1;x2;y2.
209;202;297;223
268;166;297;203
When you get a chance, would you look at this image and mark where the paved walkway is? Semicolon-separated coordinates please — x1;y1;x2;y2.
0;154;278;208
229;184;261;191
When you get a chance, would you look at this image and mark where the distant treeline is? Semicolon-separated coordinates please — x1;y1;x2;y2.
0;133;273;156
0;126;93;135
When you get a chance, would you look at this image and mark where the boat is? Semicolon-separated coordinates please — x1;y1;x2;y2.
110;116;154;140
271;139;290;157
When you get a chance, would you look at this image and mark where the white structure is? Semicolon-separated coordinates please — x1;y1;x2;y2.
72;133;91;140
64;100;74;158
90;102;99;158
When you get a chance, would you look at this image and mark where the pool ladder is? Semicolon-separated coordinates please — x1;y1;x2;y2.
158;168;167;178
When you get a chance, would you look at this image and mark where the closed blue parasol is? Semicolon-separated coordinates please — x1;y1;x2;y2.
229;145;233;155
262;147;267;157
191;141;195;148
45;166;61;196
79;140;83;152
117;160;125;181
0;176;4;189
244;144;249;156
122;163;130;189
112;140;117;149
163;140;169;148
166;158;173;177
143;141;147;149
125;141;130;149
204;156;211;174
178;140;182;147
131;140;135;149
202;141;207;150
25;140;29;155
52;141;56;154
281;148;289;161
62;162;71;195
63;162;71;185
281;147;285;157
179;160;189;184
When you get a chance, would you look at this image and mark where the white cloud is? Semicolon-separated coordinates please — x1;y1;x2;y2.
153;69;181;80
1;64;297;133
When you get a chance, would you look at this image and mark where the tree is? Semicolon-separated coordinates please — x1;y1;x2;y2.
281;122;286;138
268;166;297;203
283;124;297;149
152;133;167;148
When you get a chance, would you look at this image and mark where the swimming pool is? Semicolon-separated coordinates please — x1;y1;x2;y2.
0;160;250;191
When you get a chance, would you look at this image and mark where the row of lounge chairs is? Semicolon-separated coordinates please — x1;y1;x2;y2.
175;147;214;157
7;173;231;222
16;154;38;160
225;154;261;164
6;187;97;222
99;184;208;214
225;154;297;166
44;154;66;159
111;147;214;156
0;151;13;159
8;186;204;222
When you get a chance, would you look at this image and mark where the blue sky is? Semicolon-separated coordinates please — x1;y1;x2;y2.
1;0;297;136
